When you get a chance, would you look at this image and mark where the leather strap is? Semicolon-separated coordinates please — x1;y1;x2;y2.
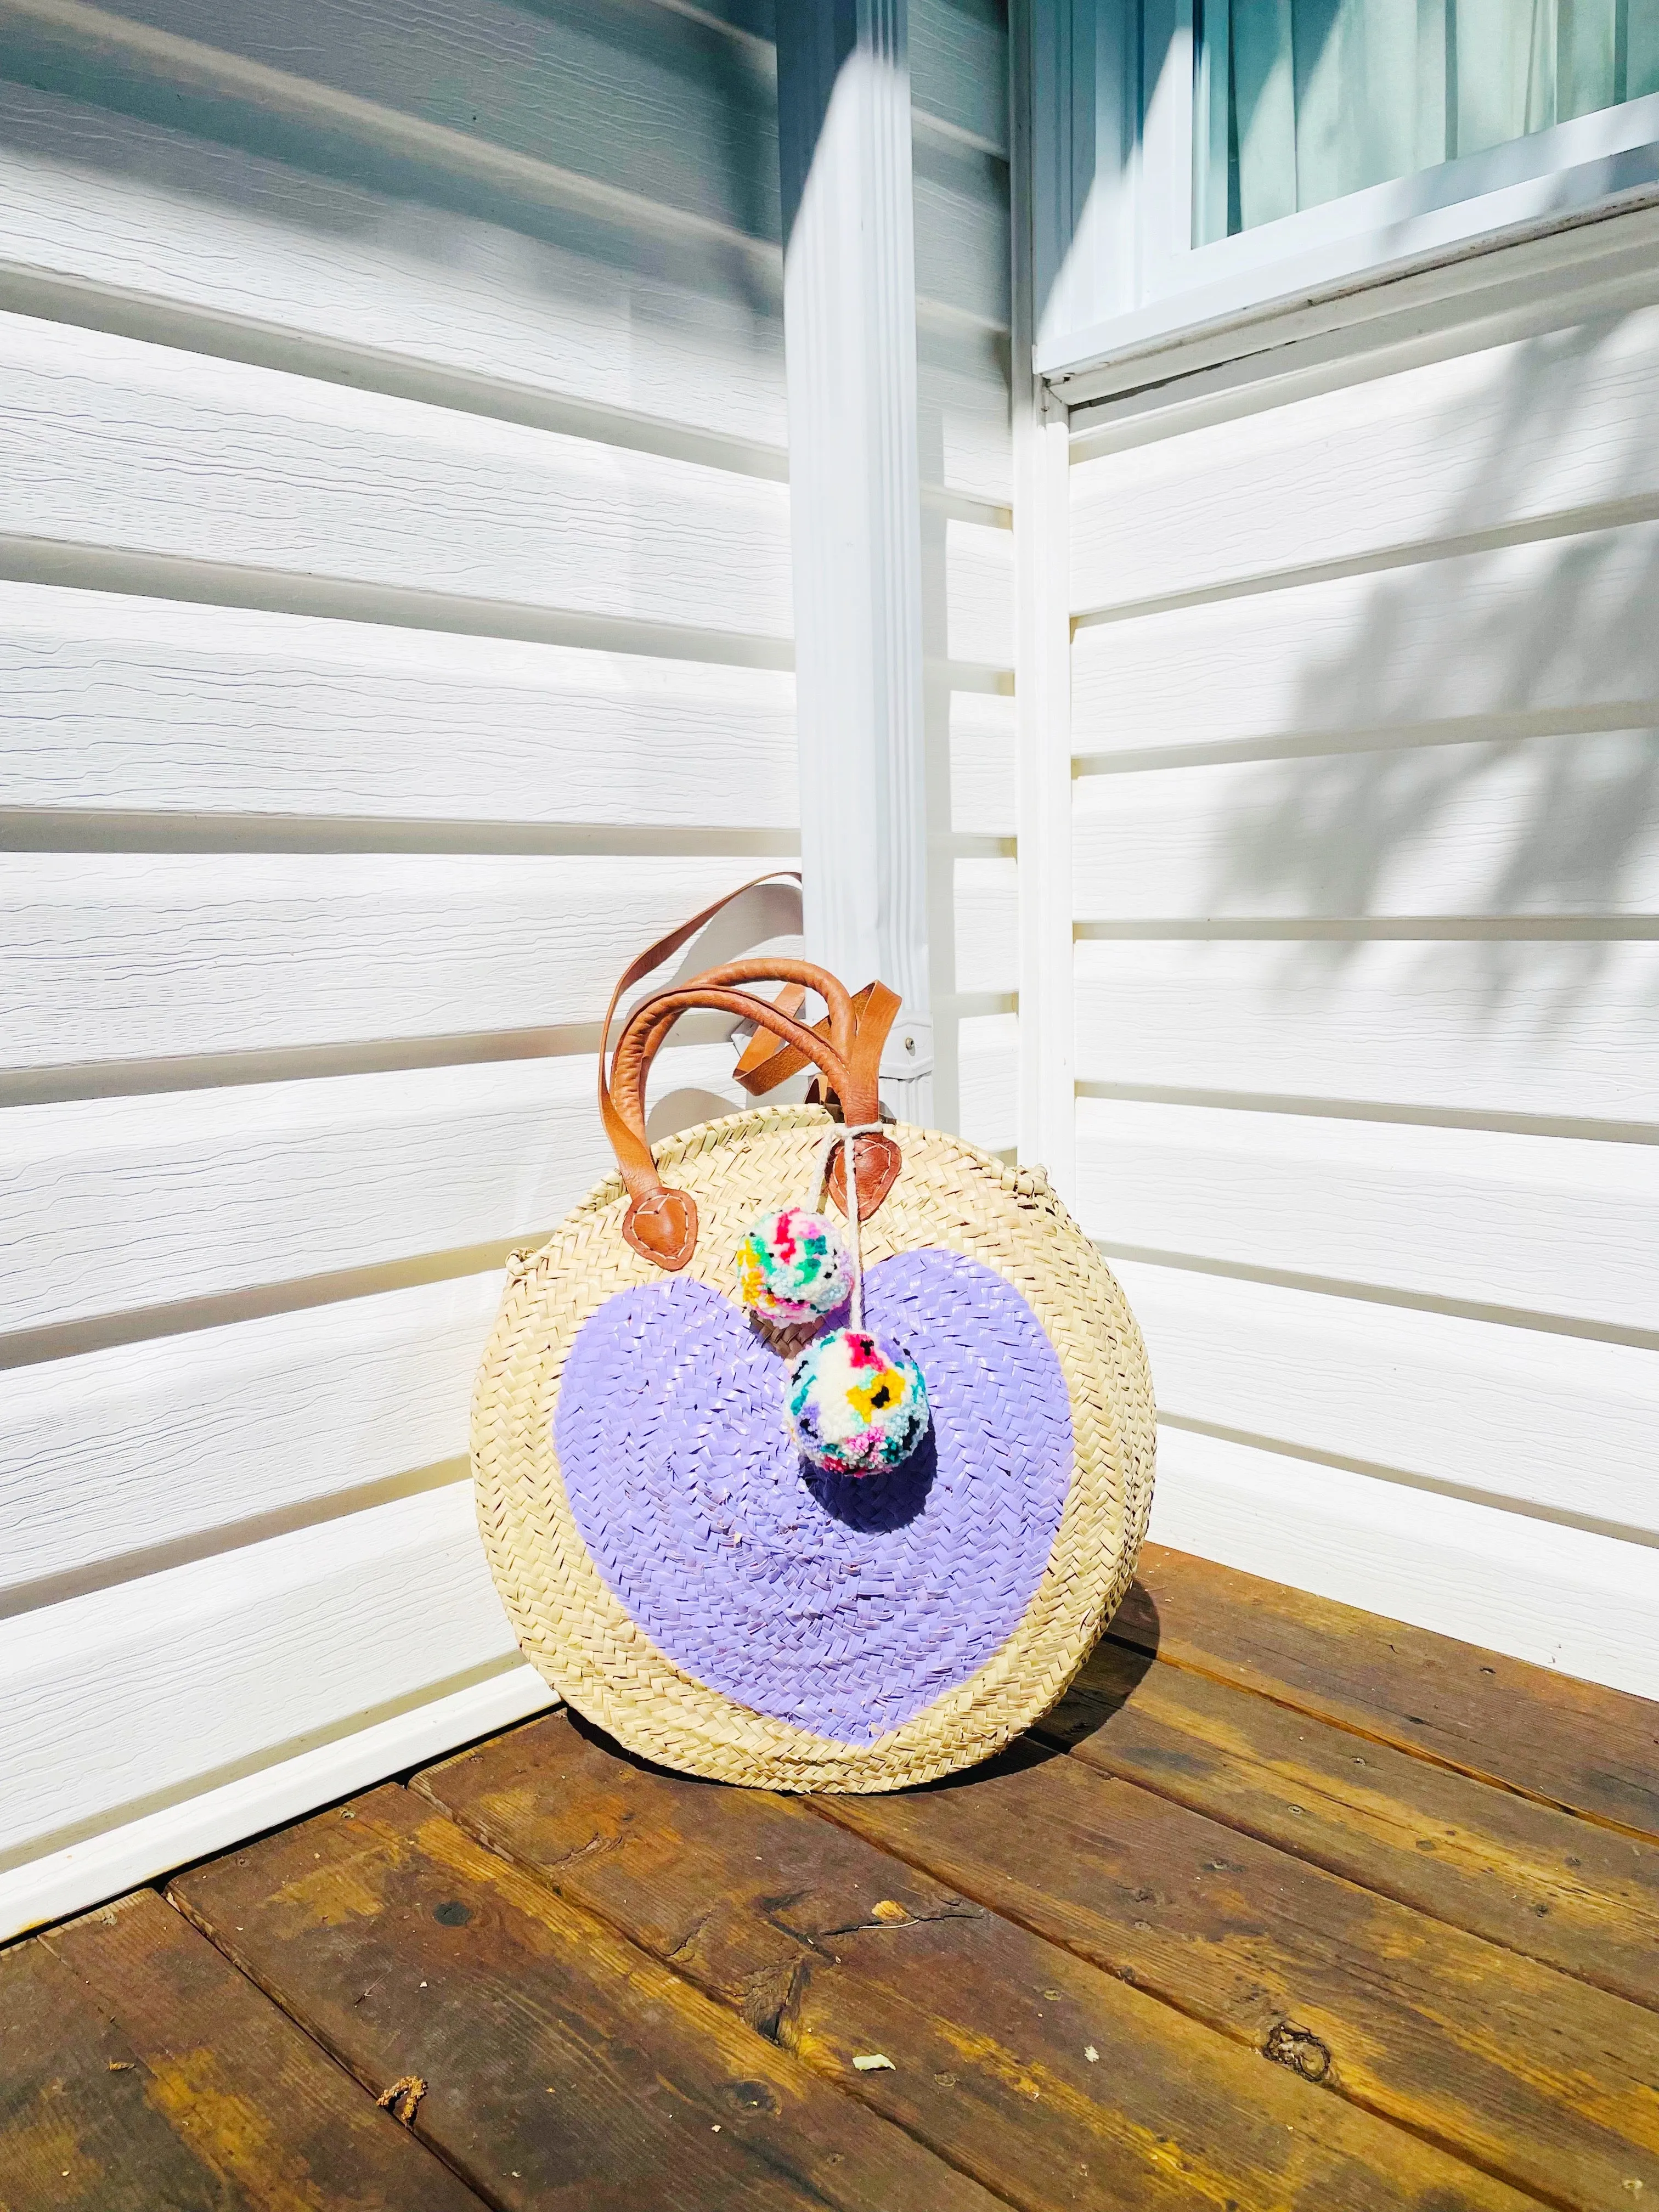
594;876;904;1269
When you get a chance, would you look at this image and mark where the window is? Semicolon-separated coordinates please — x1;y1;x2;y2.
1031;0;1659;381
1197;1;1659;241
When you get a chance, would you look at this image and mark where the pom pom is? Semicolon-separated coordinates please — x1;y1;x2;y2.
787;1328;929;1477
736;1206;853;1325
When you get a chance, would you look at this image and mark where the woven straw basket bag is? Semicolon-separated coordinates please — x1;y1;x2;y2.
473;880;1155;1792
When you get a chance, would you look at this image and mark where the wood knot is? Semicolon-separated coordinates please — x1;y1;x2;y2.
1263;2021;1331;2082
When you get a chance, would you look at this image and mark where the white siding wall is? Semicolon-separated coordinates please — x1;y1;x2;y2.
0;0;1014;1936
1067;260;1659;1697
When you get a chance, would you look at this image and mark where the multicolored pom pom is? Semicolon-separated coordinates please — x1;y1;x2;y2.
787;1327;930;1477
736;1206;853;1326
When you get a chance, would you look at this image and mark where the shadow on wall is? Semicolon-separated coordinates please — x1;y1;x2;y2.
2;0;786;391
1199;304;1659;1031
1038;13;1659;1042
644;874;810;1142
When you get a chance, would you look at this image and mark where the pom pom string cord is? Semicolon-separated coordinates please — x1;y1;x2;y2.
815;1120;885;1333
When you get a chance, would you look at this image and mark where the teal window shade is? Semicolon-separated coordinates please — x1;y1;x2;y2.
1195;0;1659;242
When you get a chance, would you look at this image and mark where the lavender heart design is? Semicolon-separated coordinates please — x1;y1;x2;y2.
555;1248;1073;1745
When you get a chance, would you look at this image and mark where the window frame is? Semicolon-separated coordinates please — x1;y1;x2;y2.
1031;0;1659;387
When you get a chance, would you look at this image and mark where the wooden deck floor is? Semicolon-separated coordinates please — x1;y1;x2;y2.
5;1544;1658;2211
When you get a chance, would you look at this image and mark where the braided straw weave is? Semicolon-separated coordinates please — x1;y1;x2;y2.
472;1103;1154;1791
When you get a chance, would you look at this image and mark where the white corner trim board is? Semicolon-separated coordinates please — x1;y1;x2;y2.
0;1663;554;1946
0;1484;524;1882
776;0;933;1122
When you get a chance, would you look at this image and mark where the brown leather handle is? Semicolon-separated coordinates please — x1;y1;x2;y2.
595;879;903;1270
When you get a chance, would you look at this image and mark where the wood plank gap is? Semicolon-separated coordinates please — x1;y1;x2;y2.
410;1709;1542;2212
1038;1640;1659;2015
1106;1548;1659;1843
812;1750;1659;2212
171;1782;1015;2212
0;1889;489;2211
1103;1627;1659;1848
0;536;796;670
1070;492;1659;629
1096;1241;1659;1355
1073;1080;1659;1144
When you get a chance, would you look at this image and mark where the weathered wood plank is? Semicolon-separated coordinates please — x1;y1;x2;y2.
1042;1639;1659;2011
414;1710;1541;2212
1;1887;483;2210
170;1783;1007;2212
824;1741;1659;2212
1114;1544;1659;1839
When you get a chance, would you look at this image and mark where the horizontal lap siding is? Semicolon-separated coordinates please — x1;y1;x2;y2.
1074;731;1659;917
2;1279;500;1604
1072;527;1659;765
0;313;793;637
0;586;800;823
0;0;869;1939
1114;1260;1659;1542
1070;306;1659;615
0;76;789;443
0;1045;745;1336
1074;938;1659;1121
3;854;775;1065
1071;269;1659;1692
1076;1099;1659;1333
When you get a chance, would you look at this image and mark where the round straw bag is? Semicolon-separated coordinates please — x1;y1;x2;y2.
472;884;1155;1792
